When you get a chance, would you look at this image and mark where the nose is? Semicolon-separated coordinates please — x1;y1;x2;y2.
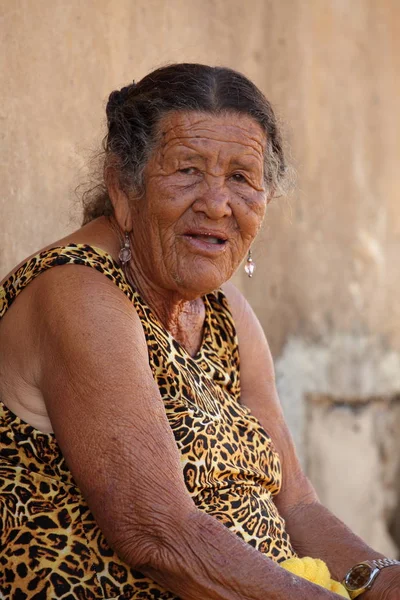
192;176;232;219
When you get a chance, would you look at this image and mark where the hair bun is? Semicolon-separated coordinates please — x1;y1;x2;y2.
106;81;137;124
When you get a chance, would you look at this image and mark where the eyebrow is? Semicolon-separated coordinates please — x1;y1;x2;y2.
175;152;205;161
230;157;262;171
171;151;260;166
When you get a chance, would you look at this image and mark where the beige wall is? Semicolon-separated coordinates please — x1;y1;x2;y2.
2;0;400;555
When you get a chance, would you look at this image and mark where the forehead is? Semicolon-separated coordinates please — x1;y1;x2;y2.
156;111;267;159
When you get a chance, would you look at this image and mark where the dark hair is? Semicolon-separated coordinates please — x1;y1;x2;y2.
82;63;290;224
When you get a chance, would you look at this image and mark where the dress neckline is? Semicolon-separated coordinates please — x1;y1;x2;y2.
1;243;213;361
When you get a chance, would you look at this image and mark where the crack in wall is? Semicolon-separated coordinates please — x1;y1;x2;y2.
275;334;400;557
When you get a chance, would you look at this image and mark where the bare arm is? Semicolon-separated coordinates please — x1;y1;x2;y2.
224;282;400;599
32;267;341;600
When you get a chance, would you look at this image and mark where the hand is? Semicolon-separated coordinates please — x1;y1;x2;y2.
363;568;400;600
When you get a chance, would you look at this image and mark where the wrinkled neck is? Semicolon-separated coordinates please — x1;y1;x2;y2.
125;259;205;354
108;216;206;353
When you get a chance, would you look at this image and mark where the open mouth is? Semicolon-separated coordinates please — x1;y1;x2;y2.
185;233;227;245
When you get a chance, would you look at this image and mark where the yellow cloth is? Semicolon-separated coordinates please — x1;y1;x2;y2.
281;556;350;598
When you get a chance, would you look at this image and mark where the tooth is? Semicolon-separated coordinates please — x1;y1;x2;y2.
190;234;222;244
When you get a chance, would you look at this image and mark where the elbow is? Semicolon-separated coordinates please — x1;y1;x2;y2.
112;529;173;574
111;507;198;575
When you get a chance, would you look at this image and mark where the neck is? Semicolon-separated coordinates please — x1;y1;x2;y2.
106;216;206;353
125;255;205;348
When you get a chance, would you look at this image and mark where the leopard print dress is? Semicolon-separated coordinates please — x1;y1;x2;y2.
0;244;295;599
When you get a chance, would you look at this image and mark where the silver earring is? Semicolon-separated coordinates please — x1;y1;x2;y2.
244;248;255;278
119;232;132;267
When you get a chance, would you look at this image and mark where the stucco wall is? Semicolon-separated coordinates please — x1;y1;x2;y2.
1;0;400;556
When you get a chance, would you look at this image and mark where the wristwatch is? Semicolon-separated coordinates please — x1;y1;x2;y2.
342;558;400;598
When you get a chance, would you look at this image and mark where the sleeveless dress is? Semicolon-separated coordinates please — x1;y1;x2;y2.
0;244;295;600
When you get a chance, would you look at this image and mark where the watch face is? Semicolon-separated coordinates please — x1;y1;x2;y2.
345;564;374;591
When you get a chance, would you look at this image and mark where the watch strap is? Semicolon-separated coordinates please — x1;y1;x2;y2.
369;558;400;570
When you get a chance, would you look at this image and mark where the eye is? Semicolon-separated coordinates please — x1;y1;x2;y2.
230;172;248;183
178;167;198;175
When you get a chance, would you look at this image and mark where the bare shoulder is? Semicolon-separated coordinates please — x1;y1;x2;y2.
221;281;289;451
221;281;247;322
221;281;275;382
0;259;151;433
30;264;159;433
33;261;136;323
28;265;153;418
31;263;149;373
221;281;259;333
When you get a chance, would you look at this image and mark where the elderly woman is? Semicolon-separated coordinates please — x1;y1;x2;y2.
0;63;399;600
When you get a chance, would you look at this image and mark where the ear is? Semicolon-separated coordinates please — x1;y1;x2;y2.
105;165;133;232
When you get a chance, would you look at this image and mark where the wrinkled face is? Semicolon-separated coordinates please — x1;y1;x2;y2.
131;110;268;298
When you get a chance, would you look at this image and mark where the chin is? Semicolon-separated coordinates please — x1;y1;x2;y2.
174;267;230;299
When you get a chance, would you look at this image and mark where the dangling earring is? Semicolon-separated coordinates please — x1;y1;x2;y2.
119;232;132;267
244;248;255;278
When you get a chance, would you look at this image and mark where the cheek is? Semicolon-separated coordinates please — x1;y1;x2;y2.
234;194;266;237
145;178;195;223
